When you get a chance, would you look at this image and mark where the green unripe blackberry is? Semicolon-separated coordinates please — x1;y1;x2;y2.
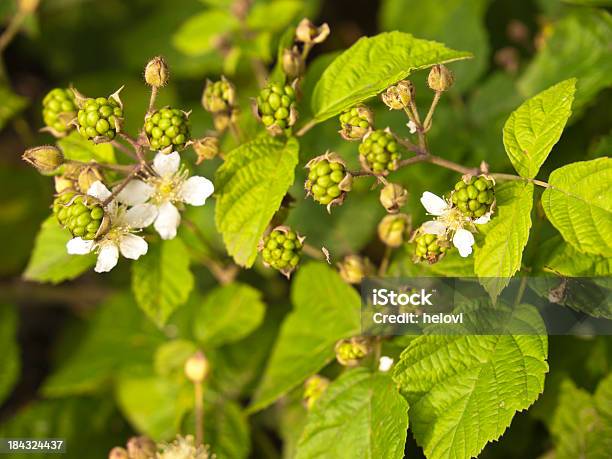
413;232;449;264
451;175;495;218
42;88;77;135
77;96;123;141
255;81;298;134
338;104;373;141
358;129;402;175
305;152;352;209
145;107;191;152
202;77;236;113
260;226;303;277
53;192;107;240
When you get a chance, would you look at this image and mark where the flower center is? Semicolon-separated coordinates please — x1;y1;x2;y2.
149;169;188;205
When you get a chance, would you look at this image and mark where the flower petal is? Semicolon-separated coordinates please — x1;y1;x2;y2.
87;181;112;201
66;237;95;255
378;356;394;372
420;191;449;216
119;234;148;260
125;203;158;228
116;179;154;206
154;201;180;240
422;220;447;236
180;176;214;206
474;212;492;225
453;228;475;257
95;243;119;272
153;151;180;177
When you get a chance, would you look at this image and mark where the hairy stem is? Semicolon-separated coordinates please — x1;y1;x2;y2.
147;86;158;113
423;91;442;132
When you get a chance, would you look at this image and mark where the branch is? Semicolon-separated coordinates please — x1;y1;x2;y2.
296;119;317;137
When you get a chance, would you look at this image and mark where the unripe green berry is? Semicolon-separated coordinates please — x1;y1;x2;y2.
42;88;77;135
359;129;402;175
260;226;303;277
450;175;495;219
378;213;411;247
145;107;191;152
334;337;371;367
338;104;373;141
413;232;449;264
303;375;329;410
305;152;352;210
255;81;298;135
202;77;236;113
53;192;108;240
77;95;123;141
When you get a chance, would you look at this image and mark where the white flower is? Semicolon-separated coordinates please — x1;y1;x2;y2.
407;120;417;134
378;356;394;372
117;152;214;240
66;181;157;273
419;191;490;258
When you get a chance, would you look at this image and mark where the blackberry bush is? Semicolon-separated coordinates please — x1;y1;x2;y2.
145;107;191;153
358;129;402;175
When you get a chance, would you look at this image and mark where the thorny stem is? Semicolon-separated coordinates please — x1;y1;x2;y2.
194;380;204;446
423;91;442;132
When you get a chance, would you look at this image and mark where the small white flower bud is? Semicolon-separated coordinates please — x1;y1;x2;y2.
184;351;209;383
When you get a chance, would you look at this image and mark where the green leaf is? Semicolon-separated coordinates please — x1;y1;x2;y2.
173;9;239;56
0;85;27;131
311;31;472;121
474;181;534;299
246;0;302;31
194;283;266;348
42;293;164;397
0;303;19;405
23;217;95;284
393;309;549;459
541;158;612;256
379;0;489;91
503;79;576;178
215;135;299;267
57;131;116;164
296;368;408;459
249;262;361;412
132;238;195;326
518;10;612;114
549;376;612;459
116;372;192;440
534;236;612;276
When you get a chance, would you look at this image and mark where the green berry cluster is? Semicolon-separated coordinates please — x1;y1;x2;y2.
77;97;123;141
256;83;296;131
42;88;77;134
261;228;302;273
338;105;373;140
358;130;401;175
306;159;348;206
451;175;495;218
145;107;190;151
53;192;106;240
203;79;235;113
414;233;448;263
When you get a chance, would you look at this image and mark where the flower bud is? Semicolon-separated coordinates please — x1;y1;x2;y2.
337;255;373;284
18;0;39;13
184;351;209;383
193;137;220;164
427;65;454;92
77;166;103;193
108;447;129;459
381;80;413;110
282;47;305;79
295;18;330;44
22;145;64;174
379;183;408;213
335;337;371;367
378;213;411;248
126;436;156;459
303;375;329;410
144;56;169;88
